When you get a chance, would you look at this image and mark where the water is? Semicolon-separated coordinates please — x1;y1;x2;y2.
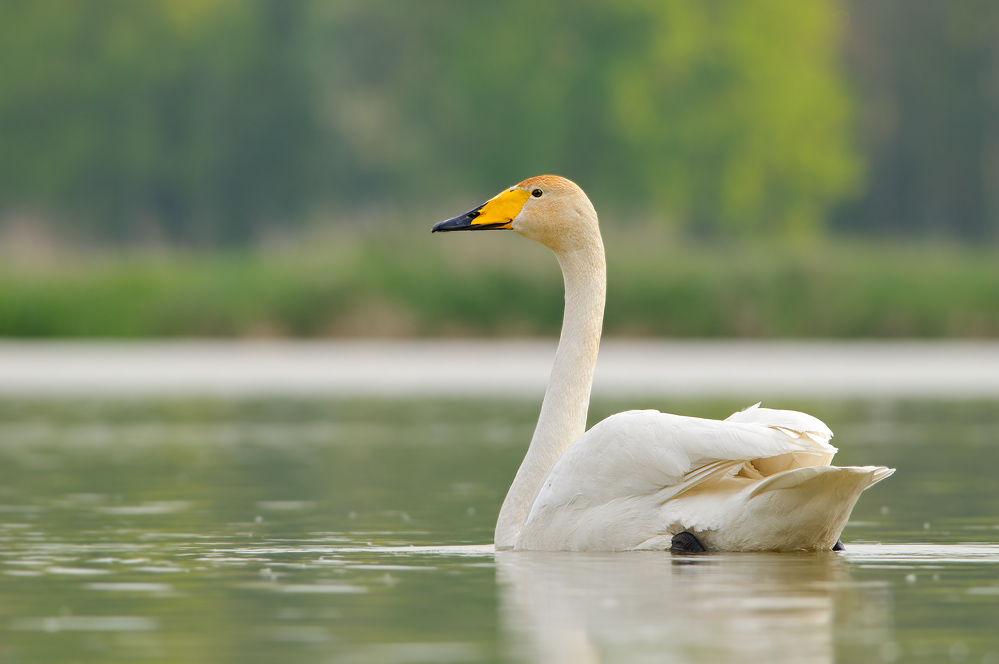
1;397;998;663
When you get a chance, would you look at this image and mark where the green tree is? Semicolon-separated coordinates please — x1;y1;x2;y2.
840;0;999;241
0;0;860;243
314;0;860;238
0;0;323;244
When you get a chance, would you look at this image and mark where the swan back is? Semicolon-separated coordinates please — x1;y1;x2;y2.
513;405;895;552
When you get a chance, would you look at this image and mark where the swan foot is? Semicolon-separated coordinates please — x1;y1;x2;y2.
671;531;706;553
832;539;845;551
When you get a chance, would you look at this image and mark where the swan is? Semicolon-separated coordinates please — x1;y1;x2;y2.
431;175;894;552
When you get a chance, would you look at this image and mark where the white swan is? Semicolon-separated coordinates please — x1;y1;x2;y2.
432;175;894;552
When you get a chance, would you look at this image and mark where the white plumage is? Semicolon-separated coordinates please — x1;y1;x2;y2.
519;404;892;551
433;175;894;552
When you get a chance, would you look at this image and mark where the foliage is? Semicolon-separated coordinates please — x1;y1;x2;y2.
839;0;999;241
0;0;323;244
317;0;859;239
1;236;997;338
0;0;857;243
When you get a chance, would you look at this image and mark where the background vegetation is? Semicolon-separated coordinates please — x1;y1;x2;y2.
1;0;997;337
3;233;998;338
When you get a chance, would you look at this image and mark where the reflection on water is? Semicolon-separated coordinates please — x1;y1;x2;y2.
500;551;842;664
0;398;998;663
498;550;863;664
497;544;999;664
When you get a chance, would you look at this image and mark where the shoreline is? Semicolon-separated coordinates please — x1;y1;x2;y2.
1;339;997;399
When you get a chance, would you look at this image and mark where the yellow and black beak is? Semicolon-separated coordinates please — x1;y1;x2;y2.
431;187;531;233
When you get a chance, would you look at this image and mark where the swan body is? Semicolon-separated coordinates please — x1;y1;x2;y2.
432;175;894;552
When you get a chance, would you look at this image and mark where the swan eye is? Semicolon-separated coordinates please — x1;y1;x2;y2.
531;188;543;198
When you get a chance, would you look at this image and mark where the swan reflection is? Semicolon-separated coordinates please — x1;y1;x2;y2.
496;550;890;664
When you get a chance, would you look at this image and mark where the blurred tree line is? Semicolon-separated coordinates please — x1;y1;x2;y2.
838;0;999;241
0;0;996;245
0;0;321;244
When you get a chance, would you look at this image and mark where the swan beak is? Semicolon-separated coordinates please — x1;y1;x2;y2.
432;188;531;233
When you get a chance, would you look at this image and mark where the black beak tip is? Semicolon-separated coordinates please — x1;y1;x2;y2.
433;203;487;234
431;215;471;233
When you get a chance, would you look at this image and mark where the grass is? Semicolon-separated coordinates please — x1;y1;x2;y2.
1;228;997;338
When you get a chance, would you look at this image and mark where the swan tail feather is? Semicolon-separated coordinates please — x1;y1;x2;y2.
869;466;897;485
710;465;896;551
746;464;893;500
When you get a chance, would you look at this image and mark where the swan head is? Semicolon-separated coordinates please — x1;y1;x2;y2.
432;175;598;252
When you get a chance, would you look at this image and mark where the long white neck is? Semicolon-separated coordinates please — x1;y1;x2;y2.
494;235;606;549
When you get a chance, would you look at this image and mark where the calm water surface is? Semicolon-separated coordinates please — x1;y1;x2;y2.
0;398;998;663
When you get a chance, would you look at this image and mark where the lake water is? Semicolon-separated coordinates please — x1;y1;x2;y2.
1;396;998;663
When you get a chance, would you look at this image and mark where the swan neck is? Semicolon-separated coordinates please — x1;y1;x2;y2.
494;236;606;549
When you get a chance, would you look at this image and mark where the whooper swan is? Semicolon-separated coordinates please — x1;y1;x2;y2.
432;175;894;552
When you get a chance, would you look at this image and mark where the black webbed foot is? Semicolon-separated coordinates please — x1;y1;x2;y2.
671;531;706;553
832;539;845;551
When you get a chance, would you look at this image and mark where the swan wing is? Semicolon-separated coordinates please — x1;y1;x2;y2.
722;402;839;473
725;402;833;445
523;408;836;529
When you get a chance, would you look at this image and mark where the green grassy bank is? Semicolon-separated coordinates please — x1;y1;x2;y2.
1;232;997;338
